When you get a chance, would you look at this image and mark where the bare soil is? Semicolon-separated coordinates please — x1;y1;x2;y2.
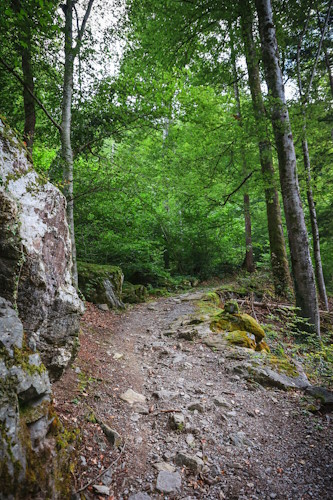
53;292;333;500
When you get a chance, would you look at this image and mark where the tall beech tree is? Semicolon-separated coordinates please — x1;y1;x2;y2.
255;0;320;334
10;0;36;152
229;22;255;273
296;1;332;310
240;2;292;297
60;0;95;288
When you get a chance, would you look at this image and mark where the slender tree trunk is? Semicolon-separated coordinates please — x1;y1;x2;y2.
255;0;320;335
302;122;329;310
323;46;333;98
230;22;255;273
316;8;333;141
243;192;255;272
240;5;292;296
11;0;35;152
295;7;329;310
21;41;36;152
61;0;78;288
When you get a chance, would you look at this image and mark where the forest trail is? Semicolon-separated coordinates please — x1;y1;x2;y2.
53;292;333;500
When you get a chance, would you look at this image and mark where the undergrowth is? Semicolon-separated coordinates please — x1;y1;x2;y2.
263;307;333;388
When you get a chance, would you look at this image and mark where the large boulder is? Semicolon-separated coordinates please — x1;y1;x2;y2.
0;119;83;379
0;298;73;498
78;261;124;309
122;282;148;304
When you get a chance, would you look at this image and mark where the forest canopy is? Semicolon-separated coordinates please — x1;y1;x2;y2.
0;0;332;333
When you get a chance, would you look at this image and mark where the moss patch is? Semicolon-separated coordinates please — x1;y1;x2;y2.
202;292;221;306
256;340;271;353
225;331;256;350
211;312;265;342
265;354;298;377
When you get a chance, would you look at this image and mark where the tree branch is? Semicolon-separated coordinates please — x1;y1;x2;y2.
76;0;95;47
304;0;332;102
296;7;311;98
221;171;253;206
0;57;62;132
206;171;253;208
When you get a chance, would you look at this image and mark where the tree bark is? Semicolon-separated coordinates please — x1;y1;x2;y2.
61;0;78;288
21;40;36;153
302;130;329;310
11;0;36;152
255;0;320;335
240;4;292;296
229;22;255;273
296;5;330;310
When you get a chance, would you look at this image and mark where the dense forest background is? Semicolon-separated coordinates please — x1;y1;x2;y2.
0;0;332;303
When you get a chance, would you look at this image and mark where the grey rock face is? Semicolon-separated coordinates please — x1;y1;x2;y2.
77;262;124;310
0;120;83;379
10;365;51;403
0;299;58;495
0;297;23;355
104;278;124;309
243;362;310;390
305;386;333;408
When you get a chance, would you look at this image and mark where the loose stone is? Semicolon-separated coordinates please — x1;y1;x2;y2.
156;471;182;494
120;389;146;405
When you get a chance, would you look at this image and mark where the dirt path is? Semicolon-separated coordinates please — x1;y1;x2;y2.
53;293;333;500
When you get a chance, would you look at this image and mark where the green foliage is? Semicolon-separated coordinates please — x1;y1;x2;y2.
263;309;333;388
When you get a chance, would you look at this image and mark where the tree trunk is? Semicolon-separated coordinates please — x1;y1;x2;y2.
240;5;292;296
302;129;329;310
61;0;78;288
230;22;255;273
323;46;333;98
21;41;36;153
255;0;320;335
11;0;35;152
243;192;255;272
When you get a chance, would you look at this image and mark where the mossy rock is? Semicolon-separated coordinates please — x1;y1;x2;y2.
148;288;170;297
211;312;265;342
225;330;256;350
216;285;248;297
256;340;270;353
202;292;220;306
78;261;124;309
223;300;239;314
122;282;148;304
264;354;298;377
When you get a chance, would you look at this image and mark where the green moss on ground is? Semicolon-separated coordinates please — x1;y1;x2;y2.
225;330;256;350
211;311;265;342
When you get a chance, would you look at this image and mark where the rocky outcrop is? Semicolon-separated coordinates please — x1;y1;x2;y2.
78;261;124;309
0;298;73;498
122;282;148;304
0;119;83;379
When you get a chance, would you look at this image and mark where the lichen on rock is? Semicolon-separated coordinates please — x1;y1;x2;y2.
0;119;83;380
0;298;74;498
